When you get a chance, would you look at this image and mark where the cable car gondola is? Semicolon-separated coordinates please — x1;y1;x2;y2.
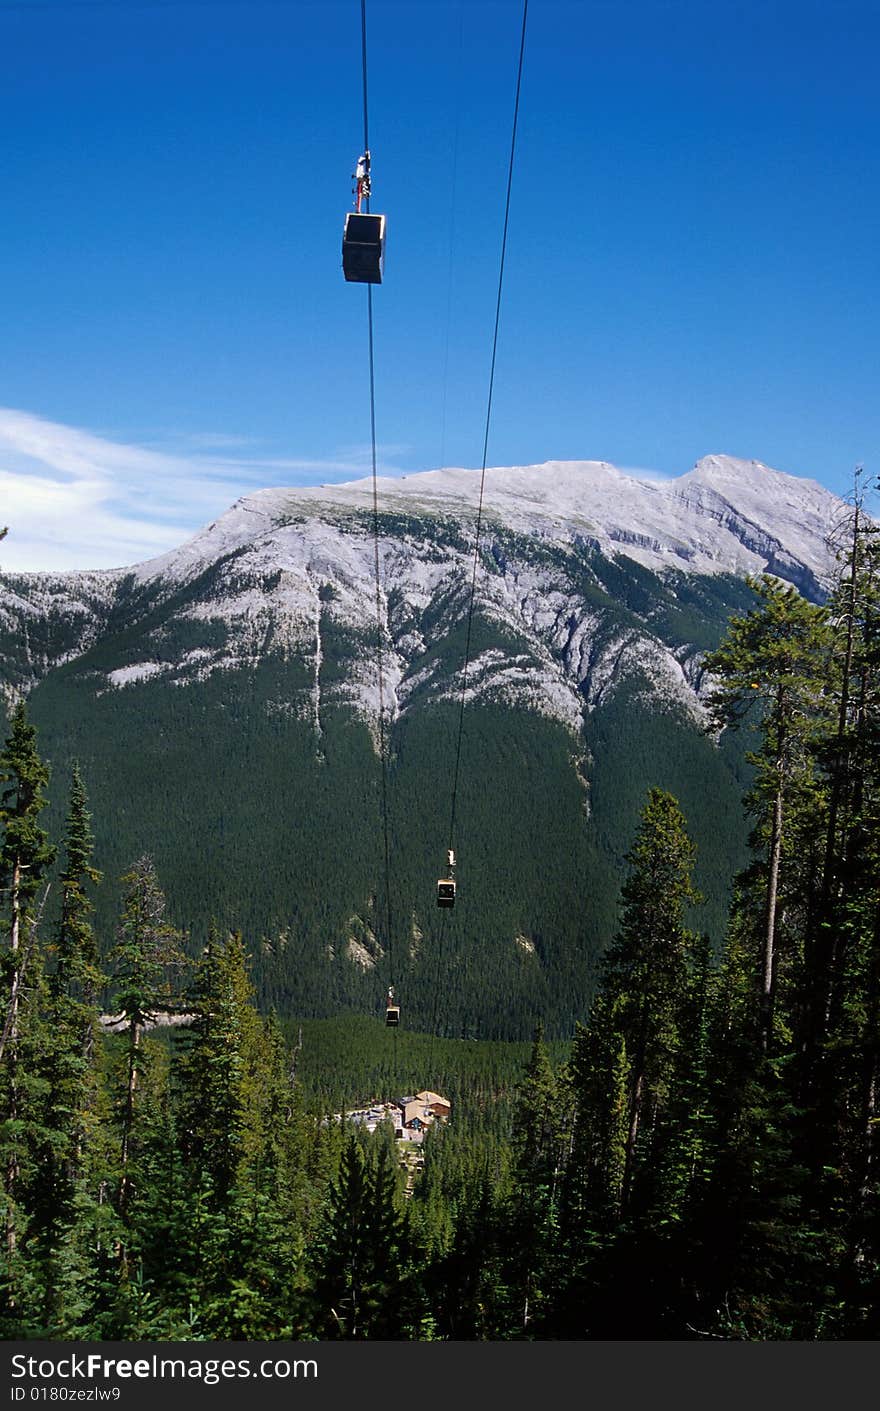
343;151;385;284
436;879;456;908
385;985;400;1027
437;848;456;908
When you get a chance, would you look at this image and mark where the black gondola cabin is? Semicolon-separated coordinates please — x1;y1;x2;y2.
437;878;456;908
342;212;386;284
385;1004;400;1027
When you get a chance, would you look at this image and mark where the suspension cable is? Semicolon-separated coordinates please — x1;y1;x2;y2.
429;0;528;1058
437;0;464;477
359;0;395;999
360;0;370;163
446;0;528;859
369;286;394;992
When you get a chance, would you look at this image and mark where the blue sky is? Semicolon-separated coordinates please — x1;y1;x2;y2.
1;0;878;569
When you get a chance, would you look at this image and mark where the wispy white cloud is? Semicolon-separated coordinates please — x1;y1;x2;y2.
169;432;263;451
0;408;406;573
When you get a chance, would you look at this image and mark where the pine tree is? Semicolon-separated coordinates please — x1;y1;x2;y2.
504;1022;563;1334
599;788;702;1213
174;931;307;1337
29;766;105;1327
704;575;835;1050
310;1127;407;1339
179;929;258;1206
361;1129;405;1337
310;1132;372;1338
804;488;880;1330
0;705;55;1068
430;1168;504;1340
53;765;104;1038
40;770;104;1205
559;789;702;1334
107;856;185;1224
650;930;717;1229
0;703;55;1312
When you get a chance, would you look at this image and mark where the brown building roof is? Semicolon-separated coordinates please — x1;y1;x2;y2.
414;1089;451;1109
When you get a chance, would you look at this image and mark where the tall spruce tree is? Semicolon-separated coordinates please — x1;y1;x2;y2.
173;930;307;1336
0;703;55;1309
693;579;845;1335
29;766;105;1328
559;789;702;1334
179;929;259;1206
42;768;104;1197
504;1022;563;1335
805;491;880;1329
598;788;701;1213
310;1128;407;1339
108;856;184;1224
704;575;835;1050
310;1132;373;1338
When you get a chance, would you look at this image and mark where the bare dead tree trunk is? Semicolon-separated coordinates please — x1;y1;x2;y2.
1;886;51;1279
622;1055;646;1214
4;860;22;1263
761;773;785;1052
4;860;22;1061
760;684;790;1054
289;1025;303;1080
0;883;49;1068
119;1018;141;1217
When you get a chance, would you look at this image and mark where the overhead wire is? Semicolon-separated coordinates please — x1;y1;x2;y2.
436;0;465;479
358;0;396;1032
425;0;464;1064
429;0;529;1059
445;0;528;862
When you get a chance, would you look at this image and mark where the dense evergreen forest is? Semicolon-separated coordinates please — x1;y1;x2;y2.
9;543;757;1037
1;501;879;1339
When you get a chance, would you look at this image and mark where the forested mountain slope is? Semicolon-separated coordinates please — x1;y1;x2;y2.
0;455;843;1036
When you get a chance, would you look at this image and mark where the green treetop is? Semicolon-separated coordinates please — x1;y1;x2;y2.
704;575;835;1049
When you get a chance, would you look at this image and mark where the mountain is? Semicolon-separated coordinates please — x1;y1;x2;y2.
0;454;844;1037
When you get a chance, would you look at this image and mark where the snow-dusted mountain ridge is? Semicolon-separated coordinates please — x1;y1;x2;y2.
0;453;845;729
138;453;838;593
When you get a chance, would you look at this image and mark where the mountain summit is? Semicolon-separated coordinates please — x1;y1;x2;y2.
135;453;838;599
